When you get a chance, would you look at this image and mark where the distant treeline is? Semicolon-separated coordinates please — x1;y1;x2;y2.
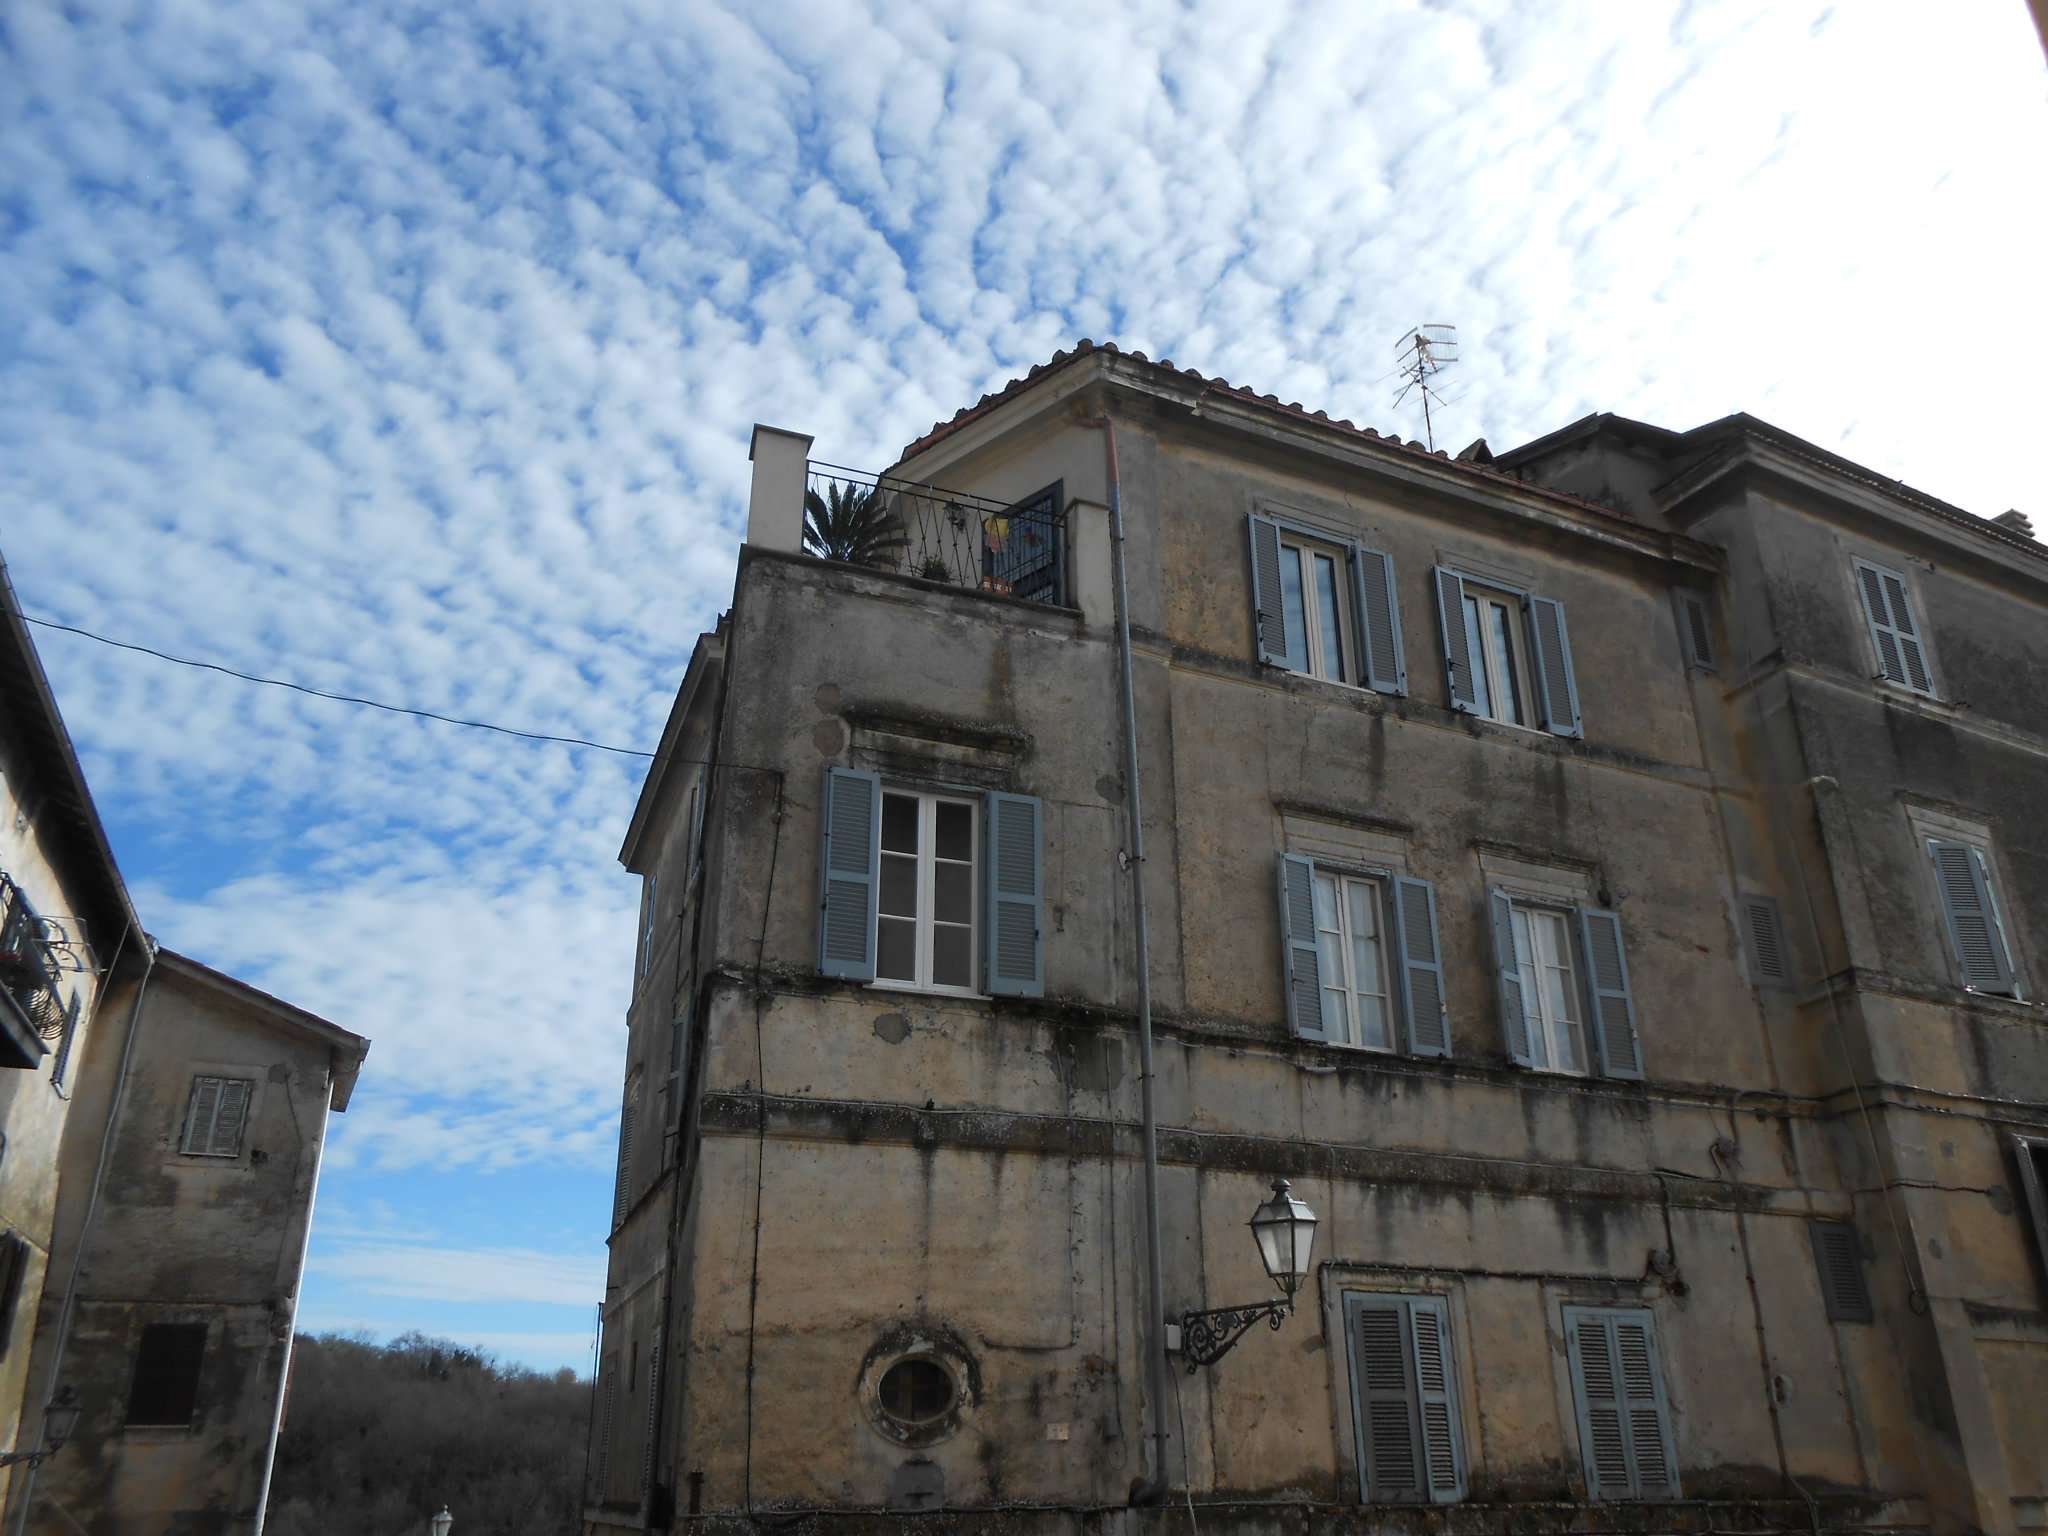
268;1331;589;1536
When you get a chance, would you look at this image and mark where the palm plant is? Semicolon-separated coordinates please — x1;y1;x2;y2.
803;481;908;567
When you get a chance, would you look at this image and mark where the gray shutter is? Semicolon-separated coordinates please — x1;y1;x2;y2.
1930;841;2015;993
50;989;81;1087
1488;890;1537;1067
1346;1295;1422;1501
642;1323;663;1492
1741;896;1790;987
182;1077;221;1155
612;1099;637;1228
1614;1313;1679;1497
689;779;708;876
1391;877;1448;1058
1679;595;1715;671
597;1372;616;1489
1880;569;1933;693
1433;567;1477;713
1527;596;1583;738
1249;515;1289;666
1854;559;1932;691
985;792;1044;997
1573;909;1643;1080
1408;1296;1466;1503
209;1079;251;1156
1351;544;1407;695
1808;1221;1873;1322
1565;1308;1630;1498
817;767;880;980
1278;855;1326;1040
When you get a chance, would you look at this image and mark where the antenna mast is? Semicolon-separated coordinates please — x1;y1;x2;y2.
1391;325;1459;452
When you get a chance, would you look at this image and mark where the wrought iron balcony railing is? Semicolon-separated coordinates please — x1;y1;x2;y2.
803;463;1067;608
0;874;73;1045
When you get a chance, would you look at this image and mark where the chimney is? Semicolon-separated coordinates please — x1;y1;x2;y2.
1992;509;2035;541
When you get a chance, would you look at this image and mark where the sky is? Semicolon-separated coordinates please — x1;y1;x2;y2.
2;1;2044;1375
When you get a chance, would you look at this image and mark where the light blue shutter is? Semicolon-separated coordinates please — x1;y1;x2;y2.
1248;515;1289;666
818;767;879;980
1614;1312;1679;1497
985;792;1044;997
1565;1307;1630;1498
1527;596;1583;738
1929;841;2016;993
1279;855;1325;1040
1408;1296;1466;1503
1488;890;1537;1067
1351;545;1407;695
1346;1294;1422;1502
1433;568;1477;713
1573;909;1643;1080
1391;877;1448;1057
1854;560;1933;694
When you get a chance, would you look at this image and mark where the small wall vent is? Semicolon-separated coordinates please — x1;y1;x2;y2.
1808;1221;1872;1323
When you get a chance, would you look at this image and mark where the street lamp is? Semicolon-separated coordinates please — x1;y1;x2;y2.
1177;1180;1319;1370
429;1508;453;1536
0;1387;82;1470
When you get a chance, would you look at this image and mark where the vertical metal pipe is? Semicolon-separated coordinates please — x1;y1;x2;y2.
1089;413;1171;1504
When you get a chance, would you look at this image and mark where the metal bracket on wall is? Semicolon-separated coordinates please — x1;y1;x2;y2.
1175;1298;1291;1371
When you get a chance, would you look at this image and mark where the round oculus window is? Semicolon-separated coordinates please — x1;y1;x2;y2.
877;1357;954;1427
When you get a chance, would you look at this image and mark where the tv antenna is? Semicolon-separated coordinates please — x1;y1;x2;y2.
1392;325;1459;451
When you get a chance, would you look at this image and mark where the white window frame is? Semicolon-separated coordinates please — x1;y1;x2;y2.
1507;901;1591;1076
873;788;982;998
1311;868;1395;1052
1278;531;1357;685
1460;581;1536;728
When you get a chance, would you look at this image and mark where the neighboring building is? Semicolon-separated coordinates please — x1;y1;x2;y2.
0;560;369;1533
591;342;2048;1536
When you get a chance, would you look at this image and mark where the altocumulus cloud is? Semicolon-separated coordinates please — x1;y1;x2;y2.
3;0;2044;1197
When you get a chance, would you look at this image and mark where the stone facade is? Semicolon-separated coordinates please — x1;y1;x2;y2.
591;346;2048;1535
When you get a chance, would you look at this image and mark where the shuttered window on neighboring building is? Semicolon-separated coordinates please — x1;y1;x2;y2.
642;1324;664;1494
1279;856;1446;1057
1808;1221;1873;1322
612;1085;639;1231
2012;1136;2048;1299
0;1232;28;1359
126;1322;208;1426
1247;515;1408;696
1342;1292;1466;1504
1678;593;1716;671
1563;1305;1679;1501
1926;838;2021;997
1741;895;1791;988
179;1076;252;1158
1851;557;1936;696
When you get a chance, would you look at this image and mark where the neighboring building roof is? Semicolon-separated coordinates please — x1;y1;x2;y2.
154;948;371;1111
0;557;143;960
620;619;726;872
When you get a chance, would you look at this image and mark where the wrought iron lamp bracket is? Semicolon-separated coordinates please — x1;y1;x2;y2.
1177;1296;1292;1371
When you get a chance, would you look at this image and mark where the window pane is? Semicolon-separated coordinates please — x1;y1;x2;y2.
877;917;916;981
934;801;972;862
1487;601;1525;725
1314;553;1346;681
1322;986;1351;1045
879;853;917;918
1462;596;1493;719
933;861;973;923
1279;545;1309;670
1313;872;1341;933
932;923;972;987
1355;994;1390;1050
881;794;919;854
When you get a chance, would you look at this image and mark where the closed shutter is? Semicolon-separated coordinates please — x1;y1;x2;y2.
1614;1314;1679;1496
1527;596;1583;738
689;780;708;879
1808;1221;1873;1322
50;989;81;1087
642;1324;664;1492
1572;909;1644;1080
612;1099;637;1229
817;767;880;980
1854;559;1933;694
181;1077;220;1154
1880;569;1934;693
1679;594;1715;671
1347;1296;1422;1501
0;1232;28;1358
1433;567;1477;713
1408;1296;1467;1502
1248;515;1289;666
597;1369;616;1491
1391;877;1448;1058
1278;855;1325;1041
1488;890;1537;1067
1929;841;2016;994
208;1079;251;1156
985;793;1044;997
1565;1306;1679;1500
1351;545;1407;695
180;1076;248;1156
1742;896;1790;987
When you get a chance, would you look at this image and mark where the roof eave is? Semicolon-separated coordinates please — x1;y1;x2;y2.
154;948;371;1111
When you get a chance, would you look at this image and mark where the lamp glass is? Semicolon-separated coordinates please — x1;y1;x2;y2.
430;1508;453;1536
42;1391;82;1452
1249;1179;1318;1297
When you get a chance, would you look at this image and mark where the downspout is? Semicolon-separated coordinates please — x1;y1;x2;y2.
10;932;159;1536
1085;413;1171;1506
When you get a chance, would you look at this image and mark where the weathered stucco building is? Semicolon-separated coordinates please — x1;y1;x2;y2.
0;559;369;1534
591;343;2048;1536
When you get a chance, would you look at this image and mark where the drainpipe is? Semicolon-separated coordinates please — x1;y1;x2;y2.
1084;413;1171;1506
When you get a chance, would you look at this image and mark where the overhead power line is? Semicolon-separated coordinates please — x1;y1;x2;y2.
22;615;657;759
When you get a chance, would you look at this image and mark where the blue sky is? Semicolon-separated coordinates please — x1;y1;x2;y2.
2;1;2043;1375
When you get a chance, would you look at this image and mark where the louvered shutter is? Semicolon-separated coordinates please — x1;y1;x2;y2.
612;1100;637;1229
1808;1221;1872;1322
1880;569;1933;693
1567;1307;1679;1500
1346;1295;1423;1502
985;792;1044;997
209;1079;251;1156
1573;909;1643;1080
1433;567;1477;713
1527;596;1583;738
182;1077;222;1154
597;1371;616;1490
1614;1314;1679;1497
1408;1297;1466;1502
817;767;880;980
1249;515;1290;666
689;779;708;878
1679;595;1715;671
1742;896;1790;987
1854;559;1933;694
50;989;81;1087
1566;1308;1630;1498
1278;855;1325;1040
1351;545;1407;695
642;1324;664;1492
1488;890;1537;1067
1929;841;2016;994
1391;877;1448;1058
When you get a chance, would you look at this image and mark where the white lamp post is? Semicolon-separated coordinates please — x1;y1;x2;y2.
1178;1179;1319;1369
